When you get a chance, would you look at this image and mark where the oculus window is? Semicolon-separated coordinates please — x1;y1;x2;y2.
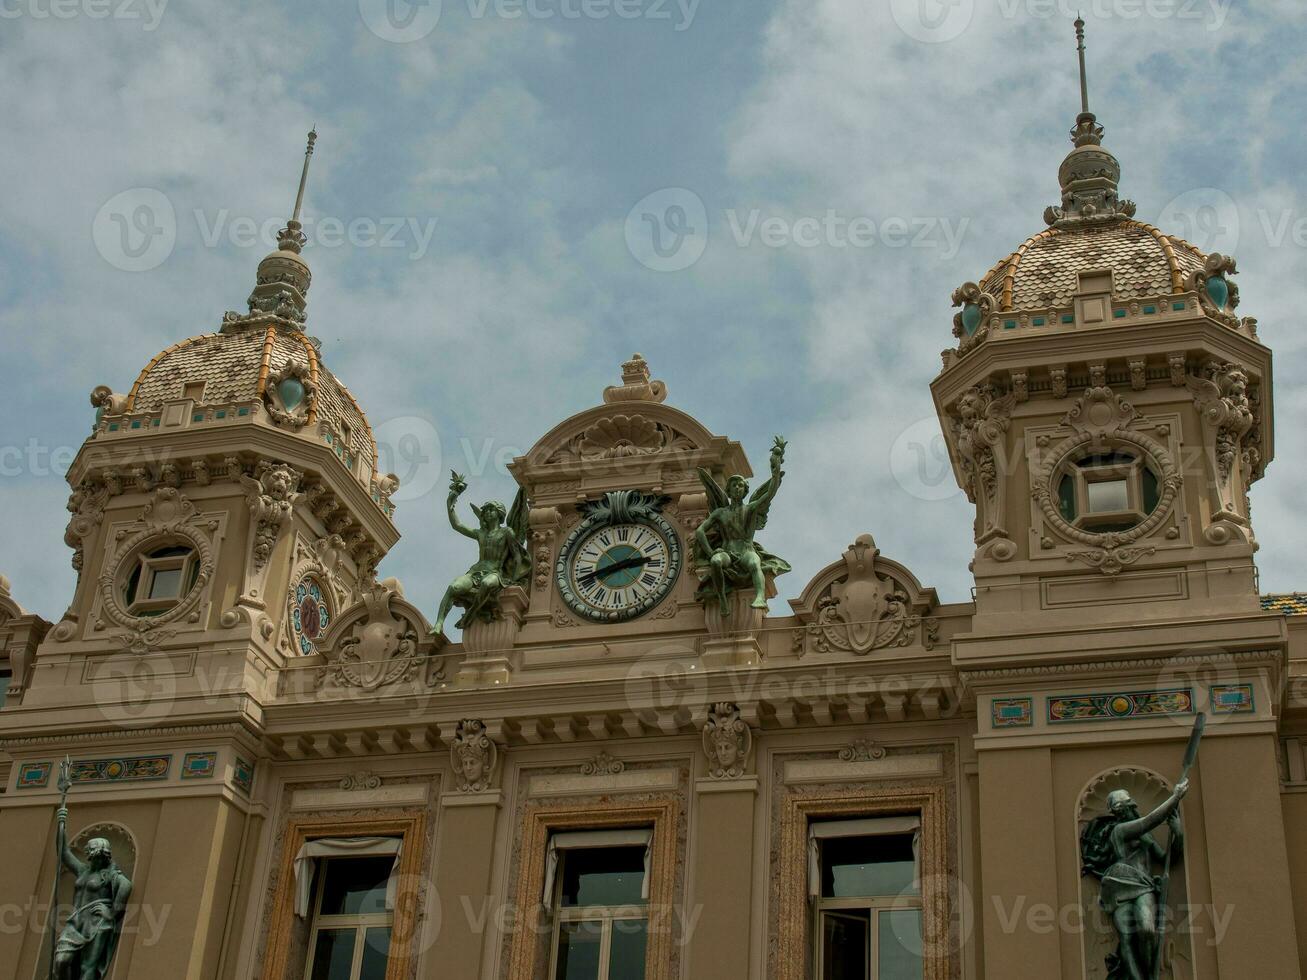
1056;451;1161;534
122;544;201;617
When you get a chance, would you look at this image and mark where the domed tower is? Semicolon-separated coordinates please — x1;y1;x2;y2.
27;132;400;715
938;28;1296;976
932;21;1273;645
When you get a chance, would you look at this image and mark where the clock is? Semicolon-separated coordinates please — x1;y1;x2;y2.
556;497;682;623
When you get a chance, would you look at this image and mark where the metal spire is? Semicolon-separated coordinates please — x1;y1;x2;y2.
1075;16;1090;115
278;128;318;253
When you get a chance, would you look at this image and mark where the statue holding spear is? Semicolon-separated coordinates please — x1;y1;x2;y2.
1080;714;1206;980
48;757;132;980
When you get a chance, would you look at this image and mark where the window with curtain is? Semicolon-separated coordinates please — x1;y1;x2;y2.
546;829;652;980
299;841;401;980
810;816;923;980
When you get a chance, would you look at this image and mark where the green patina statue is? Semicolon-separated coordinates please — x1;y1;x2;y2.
694;435;791;615
51;805;131;980
432;471;530;638
1080;781;1188;980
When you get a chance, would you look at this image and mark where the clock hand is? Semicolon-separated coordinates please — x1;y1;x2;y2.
578;555;649;585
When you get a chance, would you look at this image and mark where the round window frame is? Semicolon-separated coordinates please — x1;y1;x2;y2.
100;529;213;631
1035;430;1180;548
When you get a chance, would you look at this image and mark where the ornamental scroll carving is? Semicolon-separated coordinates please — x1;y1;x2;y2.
950;281;998;355
792;535;938;656
241;462;303;573
950;385;1015;555
1187;361;1257;535
263;355;316;428
313;583;442;692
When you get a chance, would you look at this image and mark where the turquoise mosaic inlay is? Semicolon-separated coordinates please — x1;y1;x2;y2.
992;698;1033;729
1211;684;1254;714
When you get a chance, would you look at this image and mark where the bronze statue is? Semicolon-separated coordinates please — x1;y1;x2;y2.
694;436;791;615
432;471;530;638
1081;781;1186;979
51;788;131;979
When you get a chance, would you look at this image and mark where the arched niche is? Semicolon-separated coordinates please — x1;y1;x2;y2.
35;822;138;980
1077;768;1194;980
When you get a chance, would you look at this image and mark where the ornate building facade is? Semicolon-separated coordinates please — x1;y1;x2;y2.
1;36;1305;980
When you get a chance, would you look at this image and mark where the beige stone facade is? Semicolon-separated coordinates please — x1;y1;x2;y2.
1;74;1305;980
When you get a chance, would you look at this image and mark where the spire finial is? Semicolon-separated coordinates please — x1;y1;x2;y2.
1075;15;1089;115
278;128;318;254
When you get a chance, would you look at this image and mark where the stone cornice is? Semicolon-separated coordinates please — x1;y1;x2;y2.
957;647;1283;691
0;719;262;752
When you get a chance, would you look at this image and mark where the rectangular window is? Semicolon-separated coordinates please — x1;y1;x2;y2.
303;855;395;980
0;669;10;709
182;381;206;402
546;830;652;980
811;817;923;980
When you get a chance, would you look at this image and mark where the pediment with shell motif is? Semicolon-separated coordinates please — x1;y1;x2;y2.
512;356;749;500
789;534;940;656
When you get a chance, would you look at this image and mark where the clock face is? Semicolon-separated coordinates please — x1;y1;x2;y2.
557;514;682;623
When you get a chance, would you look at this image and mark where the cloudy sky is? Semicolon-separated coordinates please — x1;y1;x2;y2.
2;0;1304;621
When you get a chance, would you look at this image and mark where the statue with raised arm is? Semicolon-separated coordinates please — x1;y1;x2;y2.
693;436;792;615
432;471;530;638
51;804;132;980
1080;779;1189;980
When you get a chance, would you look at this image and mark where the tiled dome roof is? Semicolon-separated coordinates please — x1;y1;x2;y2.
978;220;1209;313
1262;594;1307;617
124;325;378;484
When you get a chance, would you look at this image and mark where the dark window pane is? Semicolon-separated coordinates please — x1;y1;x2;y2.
1142;466;1160;514
608;917;649;980
150;545;192;559
359;927;391;980
124;563;143;605
0;670;10;709
1057;474;1076;522
559;846;646;908
822;909;870;980
878;909;923;979
309;928;357;980
320;856;394;916
555;920;602;980
821;834;917;898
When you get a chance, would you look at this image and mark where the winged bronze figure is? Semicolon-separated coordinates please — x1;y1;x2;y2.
432;470;531;637
693;436;791;615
